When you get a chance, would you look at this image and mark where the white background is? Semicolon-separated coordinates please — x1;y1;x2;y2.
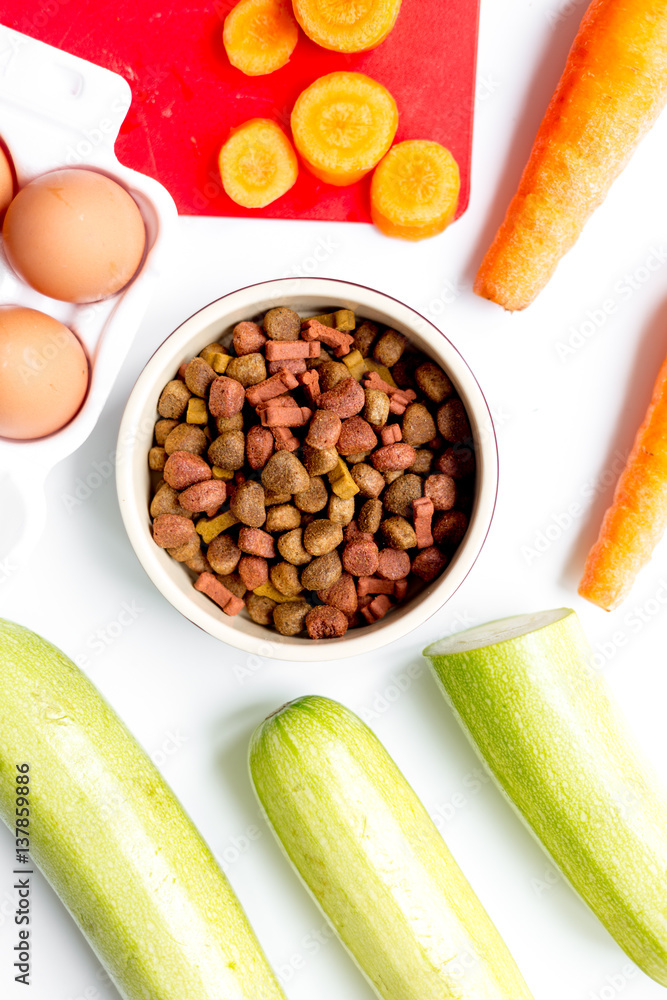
2;0;667;997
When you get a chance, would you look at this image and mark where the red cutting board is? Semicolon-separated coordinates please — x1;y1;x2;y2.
4;1;480;221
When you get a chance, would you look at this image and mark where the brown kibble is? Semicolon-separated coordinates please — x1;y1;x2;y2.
230;480;266;527
318;377;365;419
337;415;377;455
185;549;212;574
263;306;302;341
261;451;310;495
305;605;348;639
300;550;342;591
381;516;417;550
226;353;267;387
238;555;269;591
358;498;383;534
164;423;208;457
164;451;212;490
344;521;372;544
265;504;302;532
238;526;276;558
302;445;340;476
306;409;342;449
207;533;242;575
265;489;292;506
437;445;476;479
433;510;469;548
216;572;247;599
270;561;303;597
247;592;278;625
179;480;227;515
246;425;274;470
216;412;244;433
149;447;167;471
327;495;355;525
303;519;344;556
437;399;471;442
383;474;423;518
350;462;385;499
233;321;267;356
415;361;453;403
371;443;417;471
277;527;312;566
402;403;436;447
150;483;193;519
391;353;420;388
273;600;311;636
152;513;197;549
376;548;411;580
383;469;403;485
155;418;179;446
424;474;457;511
410;449;434;475
291;476;326;514
185;356;217;397
412;546;449;582
317;361;350;392
167;536;200;562
317;572;358;615
209;375;245;418
208;431;245;471
342;538;379;577
158;380;191;419
352;320;378;357
373;329;406;367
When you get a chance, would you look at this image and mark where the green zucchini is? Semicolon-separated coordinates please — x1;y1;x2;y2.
0;618;286;1000
249;695;534;1000
424;608;667;986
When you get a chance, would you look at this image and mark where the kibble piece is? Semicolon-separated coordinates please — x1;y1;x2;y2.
247;592;278;625
318;361;350;392
152;514;197;549
196;511;238;544
415;361;453;403
158;380;191;419
391;353;420;388
327;495;355;525
273;600;311;636
371;443;417;472
270;561;303;597
410;449;434;475
433;510;469;548
238;555;269;591
261;451;311;494
238;526;276;558
150;483;193;519
194;572;244;616
383;469;403;484
373;329;406;367
265;504;302;532
265;489;292;506
303;519;344;556
317;572;358;615
216;412;244;433
363;388;390;428
199;341;226;364
230;480;266;527
244;425;273;470
216;572;247;599
337;415;377;455
164;423;207;457
376;548;411;580
383;474;423;518
402;403;436;447
412;546;449;582
209;376;245;418
167;536;202;562
300;550;342;591
342;538;379;577
186;549;212;574
437;445;476;479
344;451;370;466
381;516;417;550
358;498;383;534
350;462;385;499
318;377;366;419
294;475;329;513
155;418;179;446
306;409;342;449
185;356;217;397
149;447;167;471
186;398;208;424
164;451;212;490
207;533;242;575
263;306;302;341
225;353;267;387
353;320;378;357
305;605;348;639
424;474;457;511
179;480;227;515
302;445;340;476
233;321;267;356
437;399;471;442
208;431;245;471
277;527;312;566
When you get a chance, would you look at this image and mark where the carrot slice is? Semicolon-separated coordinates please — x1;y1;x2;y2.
223;0;298;76
292;0;402;52
579;353;667;611
219;119;298;208
291;71;398;186
370;140;460;241
474;0;667;311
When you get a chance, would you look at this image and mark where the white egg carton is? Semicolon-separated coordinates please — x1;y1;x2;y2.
0;26;177;568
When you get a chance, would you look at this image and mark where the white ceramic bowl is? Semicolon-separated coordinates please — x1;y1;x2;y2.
116;278;498;661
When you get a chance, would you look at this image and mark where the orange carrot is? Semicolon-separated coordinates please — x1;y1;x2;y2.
292;0;402;53
579;353;667;610
223;0;298;76
475;0;667;311
219;119;298;208
371;140;460;241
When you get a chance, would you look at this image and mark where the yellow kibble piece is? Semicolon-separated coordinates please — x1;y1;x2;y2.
253;582;294;603
335;309;356;331
186;398;209;424
212;467;234;480
196;511;238;543
328;457;360;500
342;349;366;381
306;312;336;328
211;352;231;374
364;357;397;386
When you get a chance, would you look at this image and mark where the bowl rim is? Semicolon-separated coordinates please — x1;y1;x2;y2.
116;277;498;662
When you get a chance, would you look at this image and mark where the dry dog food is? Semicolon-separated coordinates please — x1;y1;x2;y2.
147;306;476;638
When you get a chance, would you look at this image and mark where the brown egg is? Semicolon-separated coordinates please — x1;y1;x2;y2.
0;306;89;440
2;168;146;303
0;144;14;215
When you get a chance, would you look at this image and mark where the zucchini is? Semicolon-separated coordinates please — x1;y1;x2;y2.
0;619;286;1000
249;695;534;1000
424;608;667;986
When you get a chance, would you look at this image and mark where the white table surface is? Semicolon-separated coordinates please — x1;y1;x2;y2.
3;0;667;997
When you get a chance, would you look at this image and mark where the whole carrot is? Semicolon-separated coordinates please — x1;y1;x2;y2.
579;353;667;610
475;0;667;311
